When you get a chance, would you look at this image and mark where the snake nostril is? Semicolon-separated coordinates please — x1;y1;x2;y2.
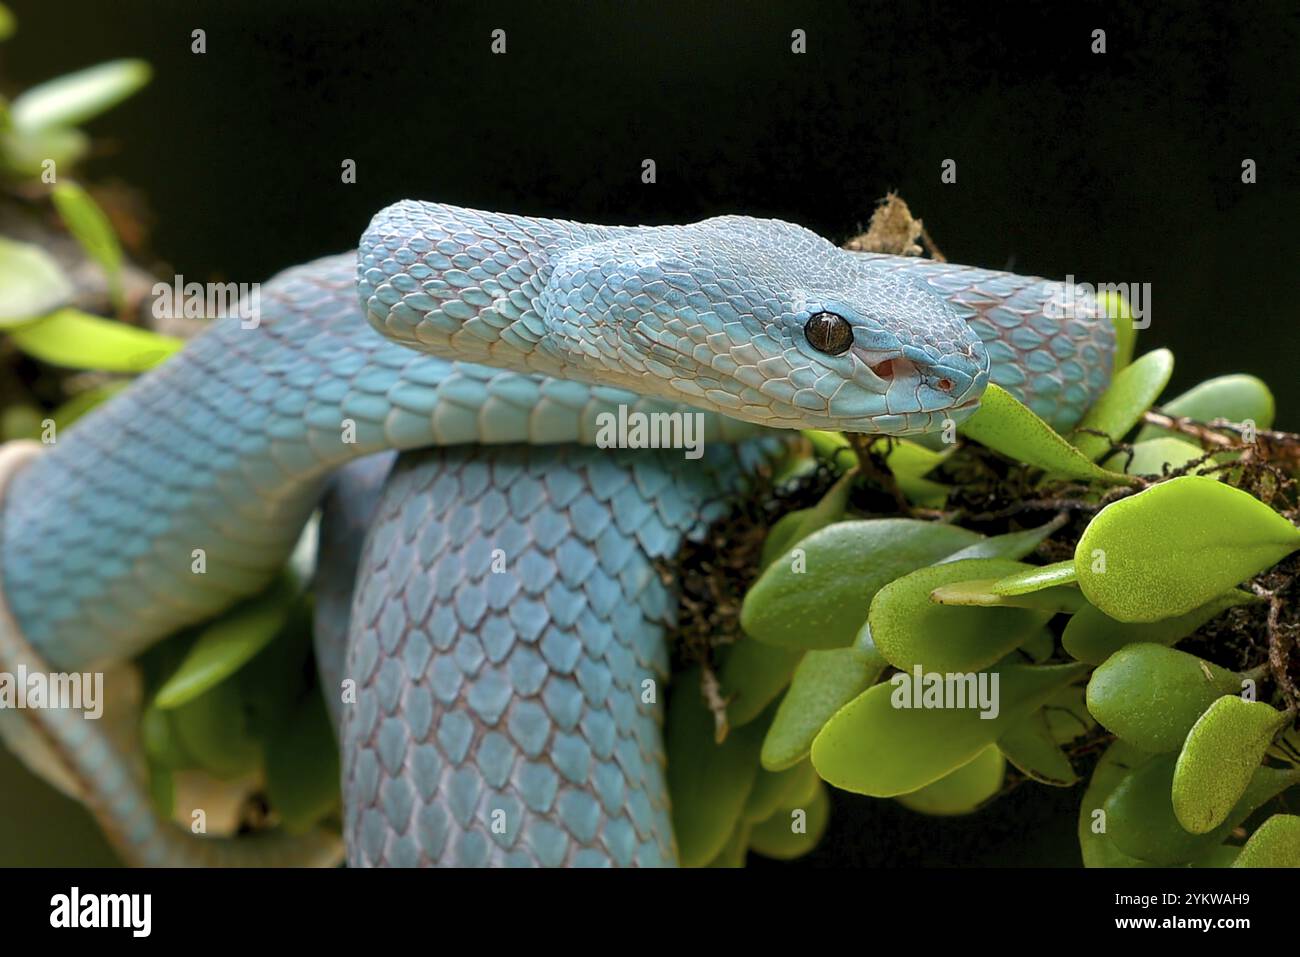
935;377;954;393
870;359;894;380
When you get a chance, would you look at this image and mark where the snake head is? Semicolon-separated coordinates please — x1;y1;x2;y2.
543;215;991;435
359;203;989;436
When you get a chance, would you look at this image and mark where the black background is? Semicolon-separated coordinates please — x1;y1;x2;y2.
1;0;1296;866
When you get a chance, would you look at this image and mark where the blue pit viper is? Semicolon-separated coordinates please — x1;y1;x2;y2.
0;201;1113;866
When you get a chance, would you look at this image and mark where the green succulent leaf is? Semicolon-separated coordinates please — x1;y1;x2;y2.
1043;684;1096;744
166;678;261;780
9;59;151;131
0;236;74;325
1105;753;1300;864
721;638;803;729
1138;374;1275;440
666;669;768;867
1074;476;1300;622
705;820;752;868
1086;643;1243;753
744;759;818;823
140;703;197;771
747;782;830;860
8;307;183;372
153;576;299;710
741;519;981;650
958;383;1134;484
265;692;341;835
811;660;1086;797
760;622;887;771
1172;695;1289;834
803;429;856;470
1062;589;1258;665
872;558;1053;673
147;765;175;819
896;745;1005;815
1078;739;1158;868
759;469;855;570
1099;288;1136;373
997;711;1078;787
1069;349;1173;460
929;577;1084;614
50;181;125;307
874;437;953;506
0;124;89;178
1232;814;1300;868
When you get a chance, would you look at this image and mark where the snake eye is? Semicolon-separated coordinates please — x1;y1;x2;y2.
804;311;854;356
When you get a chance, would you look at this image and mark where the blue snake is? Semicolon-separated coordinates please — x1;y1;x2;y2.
0;201;1113;866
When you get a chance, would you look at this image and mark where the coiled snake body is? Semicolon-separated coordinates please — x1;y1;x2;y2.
0;202;1113;866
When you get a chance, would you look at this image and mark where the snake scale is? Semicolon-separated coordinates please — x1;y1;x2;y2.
0;201;1113;866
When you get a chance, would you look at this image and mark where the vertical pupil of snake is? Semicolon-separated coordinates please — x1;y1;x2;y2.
805;311;853;355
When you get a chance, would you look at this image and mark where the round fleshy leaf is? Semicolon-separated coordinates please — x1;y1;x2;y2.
265;692;341;835
10;58;151;130
741;519;981;650
1062;589;1258;665
896;745;1005;815
958;383;1134;484
1086;644;1242;753
721;638;803;729
9;307;183;372
811;661;1086;796
759;469;854;570
666;670;768;867
140;703;197;771
1075;476;1300;622
1099;288;1136;373
929;577;1084;614
1069;349;1173;460
1043;684;1096;744
51;181;125;306
154;576;299;709
1232;814;1300;868
760;622;887;771
1172;695;1289;834
167;678;261;780
997;711;1077;787
744;760;818;823
1138;374;1275;440
872;558;1052;673
0;237;74;325
705;821;752;868
1019;627;1055;663
747;782;830;860
877;437;952;506
1106;754;1300;864
1078;739;1158;868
